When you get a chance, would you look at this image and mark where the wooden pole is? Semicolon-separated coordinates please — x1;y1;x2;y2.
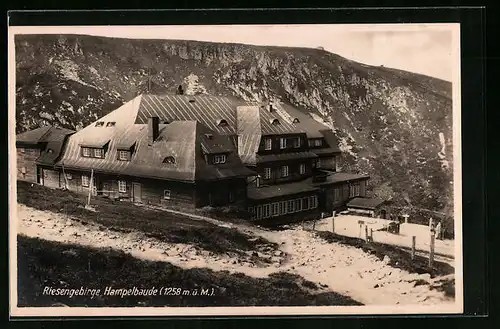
364;225;369;242
62;162;69;189
411;236;416;260
331;215;335;233
87;169;94;206
429;234;435;267
370;228;373;240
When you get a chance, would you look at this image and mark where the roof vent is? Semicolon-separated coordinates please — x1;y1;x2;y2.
162;156;176;164
292;118;300;123
270;118;281;125
217;119;228;127
189;99;195;103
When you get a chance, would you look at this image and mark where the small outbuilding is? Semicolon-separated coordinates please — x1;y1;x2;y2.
346;197;388;218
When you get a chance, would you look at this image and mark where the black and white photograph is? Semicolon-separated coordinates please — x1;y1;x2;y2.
8;23;462;316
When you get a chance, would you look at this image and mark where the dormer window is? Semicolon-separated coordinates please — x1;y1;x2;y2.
106;122;116;127
293;137;301;148
292;118;300;123
308;138;323;147
82;147;91;157
94;148;103;158
95;122;104;127
163;156;176;164
213;154;226;164
216;119;229;127
270;118;281;125
118;150;130;161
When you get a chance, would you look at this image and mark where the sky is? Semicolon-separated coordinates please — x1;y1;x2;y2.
11;24;458;81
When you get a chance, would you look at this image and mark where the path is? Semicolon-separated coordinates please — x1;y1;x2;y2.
16;204;455;306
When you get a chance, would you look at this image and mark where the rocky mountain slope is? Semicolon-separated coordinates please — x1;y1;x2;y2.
14;34;454;221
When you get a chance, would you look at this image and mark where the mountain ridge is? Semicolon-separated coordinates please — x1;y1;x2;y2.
14;34;454;225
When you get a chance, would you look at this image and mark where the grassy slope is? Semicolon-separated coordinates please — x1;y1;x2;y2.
16;180;276;259
18;235;362;307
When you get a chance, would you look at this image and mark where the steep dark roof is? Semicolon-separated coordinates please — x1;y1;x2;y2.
347;197;387;210
16;126;75;165
16;126;52;146
57;113;254;182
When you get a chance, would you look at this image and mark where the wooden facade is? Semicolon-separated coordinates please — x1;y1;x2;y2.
16;147;41;183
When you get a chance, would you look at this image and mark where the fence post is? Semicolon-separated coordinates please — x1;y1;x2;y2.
364;225;369;242
331;215;335;233
411;236;416;260
370;228;373;241
429;234;435;267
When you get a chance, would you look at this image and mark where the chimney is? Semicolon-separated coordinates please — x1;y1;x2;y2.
267;102;274;112
148;116;160;145
177;85;184;95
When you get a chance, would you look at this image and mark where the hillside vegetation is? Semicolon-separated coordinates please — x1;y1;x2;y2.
14;34;454;220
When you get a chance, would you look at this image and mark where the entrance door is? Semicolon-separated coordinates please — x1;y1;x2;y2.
37;167;43;185
132;183;142;203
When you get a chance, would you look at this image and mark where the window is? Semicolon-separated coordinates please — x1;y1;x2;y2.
164;190;171;200
262;204;271;218
47;148;53;153
163;156;176;164
213;154;227;164
288;200;295;213
106;122;116;127
314;139;323;147
264;138;272;150
271;202;279;216
293;137;301;148
95;121;104;127
119;150;129;161
264;167;272;180
308;139;315;148
81;175;89;187
118;180;127;193
229;191;235;203
66;173;72;180
279;201;285;215
316;158;322;169
302;197;309;210
82;147;91;157
21;166;26;174
295;199;302;212
299;163;306;175
94;148;103;158
256;205;262;219
280;137;287;149
309;196;318;209
281;165;289;178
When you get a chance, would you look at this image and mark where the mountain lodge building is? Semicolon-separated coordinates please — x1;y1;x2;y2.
16;93;372;225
